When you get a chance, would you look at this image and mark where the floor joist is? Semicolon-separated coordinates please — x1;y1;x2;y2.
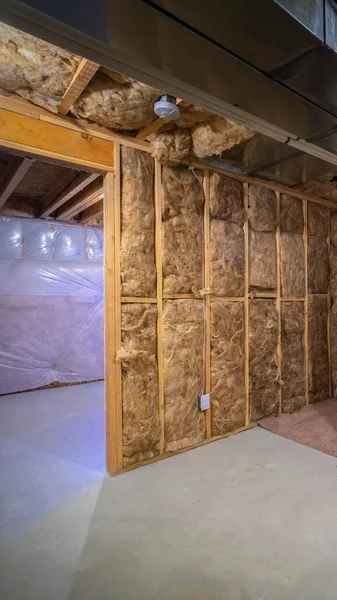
40;173;100;218
0;156;33;209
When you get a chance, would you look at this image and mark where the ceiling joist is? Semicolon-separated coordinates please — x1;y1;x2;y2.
57;179;104;220
79;199;103;224
58;59;100;116
0;156;33;210
40;172;100;218
39;170;77;216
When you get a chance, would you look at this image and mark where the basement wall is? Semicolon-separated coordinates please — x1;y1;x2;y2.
114;144;333;472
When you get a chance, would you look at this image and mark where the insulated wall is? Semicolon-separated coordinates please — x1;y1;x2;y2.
112;142;332;473
0;217;104;395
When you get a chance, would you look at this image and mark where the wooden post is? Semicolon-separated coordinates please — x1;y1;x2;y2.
243;182;250;426
155;161;165;454
105;144;123;474
203;170;212;439
276;192;282;415
303;199;309;406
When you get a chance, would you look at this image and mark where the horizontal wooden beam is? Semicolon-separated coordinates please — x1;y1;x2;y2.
58;59;99;116
57;179;104;220
136;98;184;141
79;199;103;224
0;106;114;172
40;172;99;218
121;297;157;303
0;156;33;209
2;96;337;210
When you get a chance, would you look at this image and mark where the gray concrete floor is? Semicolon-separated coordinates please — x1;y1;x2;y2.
1;383;337;599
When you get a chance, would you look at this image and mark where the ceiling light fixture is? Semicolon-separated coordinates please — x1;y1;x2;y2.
154;95;180;120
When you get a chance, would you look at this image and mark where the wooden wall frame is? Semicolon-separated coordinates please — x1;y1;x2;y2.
0;100;333;476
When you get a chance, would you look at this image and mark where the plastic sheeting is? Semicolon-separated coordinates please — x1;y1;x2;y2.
0;216;104;395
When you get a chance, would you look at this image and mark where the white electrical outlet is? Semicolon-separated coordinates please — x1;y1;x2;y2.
199;393;210;411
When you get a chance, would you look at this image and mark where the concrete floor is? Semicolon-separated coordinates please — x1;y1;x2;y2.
1;383;337;599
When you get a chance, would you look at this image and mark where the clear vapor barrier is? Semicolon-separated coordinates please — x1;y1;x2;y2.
0;216;104;394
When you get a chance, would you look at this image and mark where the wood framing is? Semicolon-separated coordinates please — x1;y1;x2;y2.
57;181;104;220
276;191;282;416
40;170;77;215
0;155;33;209
155;161;165;454
328;208;332;398
105;148;123;475
303;199;309;406
40;173;100;217
203;170;212;439
79;199;103;224
243;183;250;426
0;96;334;476
58;59;99;115
0;107;115;171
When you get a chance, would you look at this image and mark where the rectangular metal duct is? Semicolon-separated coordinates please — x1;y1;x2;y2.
2;0;337;187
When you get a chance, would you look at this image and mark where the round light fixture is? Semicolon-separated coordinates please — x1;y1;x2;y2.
154;95;180;120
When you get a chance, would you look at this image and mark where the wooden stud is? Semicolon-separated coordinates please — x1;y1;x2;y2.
328;207;332;398
0;156;33;209
303;199;309;406
40;172;100;217
0;107;114;171
136;99;184;141
105;147;123;475
276;191;282;416
243;182;250;427
78;199;103;224
203;170;212;439
155;160;165;455
58;59;99;115
56;181;104;220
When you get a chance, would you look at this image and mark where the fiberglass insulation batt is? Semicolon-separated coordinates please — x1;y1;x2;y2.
120;146;156;297
248;185;277;291
210;173;245;297
161;166;204;294
163;299;205;452
120;303;160;467
211;301;245;436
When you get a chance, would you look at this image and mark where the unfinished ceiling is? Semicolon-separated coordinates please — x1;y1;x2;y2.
0;150;103;224
1;21;337;203
0;22;254;167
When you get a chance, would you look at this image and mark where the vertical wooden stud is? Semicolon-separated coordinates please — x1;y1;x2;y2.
328;207;332;397
243;182;250;425
276;191;282;415
203;170;212;439
155;161;165;454
105;144;123;474
303;199;309;406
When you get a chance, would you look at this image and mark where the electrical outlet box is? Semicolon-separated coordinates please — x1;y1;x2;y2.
199;393;210;411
